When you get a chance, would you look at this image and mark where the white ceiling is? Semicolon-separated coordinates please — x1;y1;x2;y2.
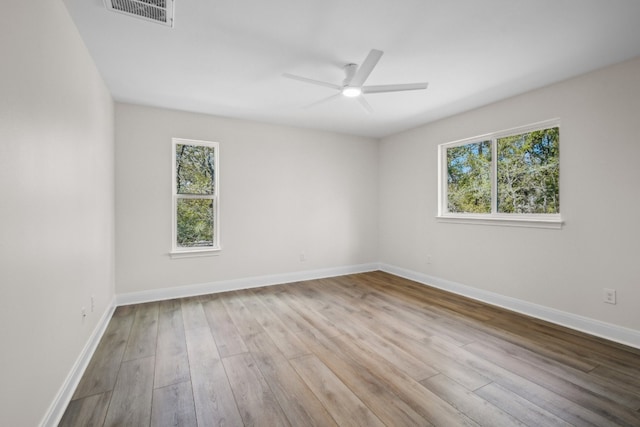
63;0;640;138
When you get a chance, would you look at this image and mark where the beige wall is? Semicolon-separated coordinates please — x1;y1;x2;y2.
0;1;115;425
115;104;379;295
379;57;640;333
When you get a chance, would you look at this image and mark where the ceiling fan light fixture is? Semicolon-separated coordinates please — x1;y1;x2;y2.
283;49;428;113
342;86;362;98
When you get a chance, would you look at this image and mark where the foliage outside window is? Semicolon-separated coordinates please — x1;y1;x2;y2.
172;138;220;254
439;120;561;228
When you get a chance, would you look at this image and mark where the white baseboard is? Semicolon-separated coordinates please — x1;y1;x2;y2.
116;263;379;306
379;263;640;350
39;297;117;427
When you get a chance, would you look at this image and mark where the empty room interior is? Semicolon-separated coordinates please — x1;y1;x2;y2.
3;1;640;426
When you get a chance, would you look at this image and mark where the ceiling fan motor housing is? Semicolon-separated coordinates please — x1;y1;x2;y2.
343;63;358;86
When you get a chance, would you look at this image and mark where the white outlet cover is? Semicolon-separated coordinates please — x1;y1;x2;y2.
603;288;616;304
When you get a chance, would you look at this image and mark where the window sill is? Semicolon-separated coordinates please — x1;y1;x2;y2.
170;247;221;259
436;214;563;229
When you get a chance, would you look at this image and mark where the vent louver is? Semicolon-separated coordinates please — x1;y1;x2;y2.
104;0;174;27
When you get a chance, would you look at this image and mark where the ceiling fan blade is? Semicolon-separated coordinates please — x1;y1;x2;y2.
349;49;383;87
282;73;342;91
357;96;374;114
303;93;342;109
362;82;429;94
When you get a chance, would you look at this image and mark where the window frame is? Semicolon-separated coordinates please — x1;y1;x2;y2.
170;138;221;258
437;119;562;229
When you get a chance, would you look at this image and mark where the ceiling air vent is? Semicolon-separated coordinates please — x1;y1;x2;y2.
104;0;175;27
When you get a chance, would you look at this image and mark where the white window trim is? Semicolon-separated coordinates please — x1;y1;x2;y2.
437;119;563;229
170;138;221;258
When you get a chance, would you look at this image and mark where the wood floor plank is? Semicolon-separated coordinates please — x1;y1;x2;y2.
341;274;440;323
468;336;640;409
475;382;573;427
297;279;360;318
201;294;248;357
158;298;182;313
421;374;525;427
481;322;597;373
304;281;441;383
352;307;492;391
58;391;111;427
466;340;640;425
297;330;433;426
122;302;159;362
481;313;602;372
563;337;640;375
223;352;291;427
184;326;243;427
486;306;640;370
253;288;311;335
278;288;343;338
72;307;135;399
150;381;197;427
154;352;190;391
429;335;619;426
329;311;439;381
154;303;190;388
103;356;155;427
340;276;474;346
289;354;386;427
239;292;309;359
329;332;479;426
156;302;187;356
590;364;640;402
221;292;264;338
181;296;209;330
387;278;493;322
243;331;339;427
359;272;485;320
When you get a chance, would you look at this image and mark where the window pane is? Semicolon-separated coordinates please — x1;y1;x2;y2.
176;144;215;195
176;198;214;247
497;127;559;214
447;141;492;213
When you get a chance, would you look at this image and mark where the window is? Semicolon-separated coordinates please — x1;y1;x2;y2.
438;120;561;228
171;138;220;255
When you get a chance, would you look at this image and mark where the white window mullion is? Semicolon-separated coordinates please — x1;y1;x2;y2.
491;137;498;214
177;194;215;200
438;144;446;216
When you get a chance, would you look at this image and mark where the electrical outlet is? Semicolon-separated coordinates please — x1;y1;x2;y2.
91;295;95;312
299;252;306;262
426;255;432;265
603;288;616;305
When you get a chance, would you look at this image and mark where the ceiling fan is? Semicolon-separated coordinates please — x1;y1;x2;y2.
283;49;428;113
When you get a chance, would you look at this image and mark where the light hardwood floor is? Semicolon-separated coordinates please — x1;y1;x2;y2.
60;271;640;426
